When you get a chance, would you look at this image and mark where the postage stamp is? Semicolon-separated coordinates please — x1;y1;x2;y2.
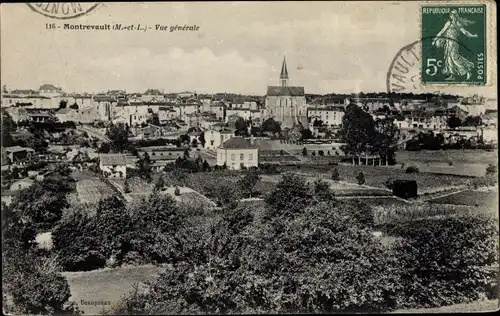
26;3;100;20
421;5;487;85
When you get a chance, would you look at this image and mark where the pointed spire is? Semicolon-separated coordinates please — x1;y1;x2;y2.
280;56;289;79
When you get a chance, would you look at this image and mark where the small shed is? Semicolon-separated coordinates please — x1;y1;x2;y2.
392;180;418;199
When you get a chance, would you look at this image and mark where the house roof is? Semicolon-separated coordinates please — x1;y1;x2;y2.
99;153;127;165
219;137;258;149
56;108;74;114
266;86;305;97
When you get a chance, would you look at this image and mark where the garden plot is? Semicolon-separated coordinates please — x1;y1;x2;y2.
76;179;116;205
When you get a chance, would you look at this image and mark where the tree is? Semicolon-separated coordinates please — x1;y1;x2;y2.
485;164;497;176
1;111;16;147
202;160;210;172
191;138;198;148
391;214;499;308
59;100;67;109
235;117;249;136
332;168;340;181
447;115;462;129
313;119;323;127
338;104;376;165
237;168;261;198
265;173;312;218
462;115;482;127
262;118;281;135
136;152;152;182
356;172;365;185
302;147;308;156
280;149;284;156
373;118;399;166
313;179;333;200
154;175;165;191
300;129;313;140
124;180;131;193
106;123;129;153
69;103;79;110
318;150;324;156
198;132;206;147
183;149;190;159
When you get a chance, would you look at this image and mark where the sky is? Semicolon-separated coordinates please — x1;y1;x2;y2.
1;2;497;97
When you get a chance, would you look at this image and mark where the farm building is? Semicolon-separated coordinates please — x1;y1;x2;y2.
216;137;259;170
99;153;127;178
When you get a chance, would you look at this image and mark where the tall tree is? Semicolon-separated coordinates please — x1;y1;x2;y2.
106;123;129;153
338;104;376;165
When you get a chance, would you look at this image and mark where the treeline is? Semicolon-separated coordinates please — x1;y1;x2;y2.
406;132;496;150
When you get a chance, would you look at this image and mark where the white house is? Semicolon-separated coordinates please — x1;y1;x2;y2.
307;105;345;127
216;137;259;170
10;179;35;192
205;129;235;150
99;153;127;178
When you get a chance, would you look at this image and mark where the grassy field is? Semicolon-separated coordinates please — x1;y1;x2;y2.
279;164;474;194
428;189;497;209
76;179;116;205
393;299;498;313
63;265;168;315
396;149;497;177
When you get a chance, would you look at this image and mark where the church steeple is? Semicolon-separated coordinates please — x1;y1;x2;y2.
280;56;289;87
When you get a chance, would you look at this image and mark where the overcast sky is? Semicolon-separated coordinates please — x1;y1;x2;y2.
1;2;496;97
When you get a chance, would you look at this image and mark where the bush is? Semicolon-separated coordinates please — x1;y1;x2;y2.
332;168;340;181
174;186;180;196
390;214;499;308
405;166;419;173
356;172;365;185
485;164;497;176
384;178;393;190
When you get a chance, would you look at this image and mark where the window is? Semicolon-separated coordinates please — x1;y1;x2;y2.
231;154;235;161
240;153;244;160
249;153;253;160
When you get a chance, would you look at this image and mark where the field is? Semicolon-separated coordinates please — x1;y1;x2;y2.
393;299;498;313
63;265;168;315
428;189;497;209
76;179;116;205
278;164;474;194
396;149;497;177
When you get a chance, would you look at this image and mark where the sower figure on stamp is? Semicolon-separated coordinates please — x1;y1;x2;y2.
432;9;478;81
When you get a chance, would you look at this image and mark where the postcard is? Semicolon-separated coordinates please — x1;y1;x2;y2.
1;2;498;315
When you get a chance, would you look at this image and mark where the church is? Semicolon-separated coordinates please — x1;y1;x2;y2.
264;56;308;129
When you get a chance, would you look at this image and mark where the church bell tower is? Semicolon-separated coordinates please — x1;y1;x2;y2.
280;56;289;87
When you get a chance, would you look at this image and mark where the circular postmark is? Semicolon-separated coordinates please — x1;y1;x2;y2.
387;36;475;94
27;3;100;20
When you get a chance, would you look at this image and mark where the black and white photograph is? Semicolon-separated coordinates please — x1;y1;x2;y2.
1;1;498;314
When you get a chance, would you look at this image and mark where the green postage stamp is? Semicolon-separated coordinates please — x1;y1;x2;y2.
421;5;486;85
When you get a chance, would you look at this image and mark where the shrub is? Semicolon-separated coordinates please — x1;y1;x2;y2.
384;178;393;189
174;186;180;196
405;166;419;173
485;164;497;176
332;168;340;181
390;214;499;308
356;172;365;185
123;180;131;193
318;150;324;156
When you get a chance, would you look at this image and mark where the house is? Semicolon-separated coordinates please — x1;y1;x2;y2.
138;146;187;172
307;105;345;127
4;146;34;163
99;153;127;178
10;179;35;192
216;136;259;170
204;129;235;150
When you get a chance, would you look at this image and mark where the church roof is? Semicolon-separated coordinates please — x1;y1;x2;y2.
267;86;305;97
280;56;289;79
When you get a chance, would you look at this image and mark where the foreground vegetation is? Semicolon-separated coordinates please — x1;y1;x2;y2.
2;166;498;314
